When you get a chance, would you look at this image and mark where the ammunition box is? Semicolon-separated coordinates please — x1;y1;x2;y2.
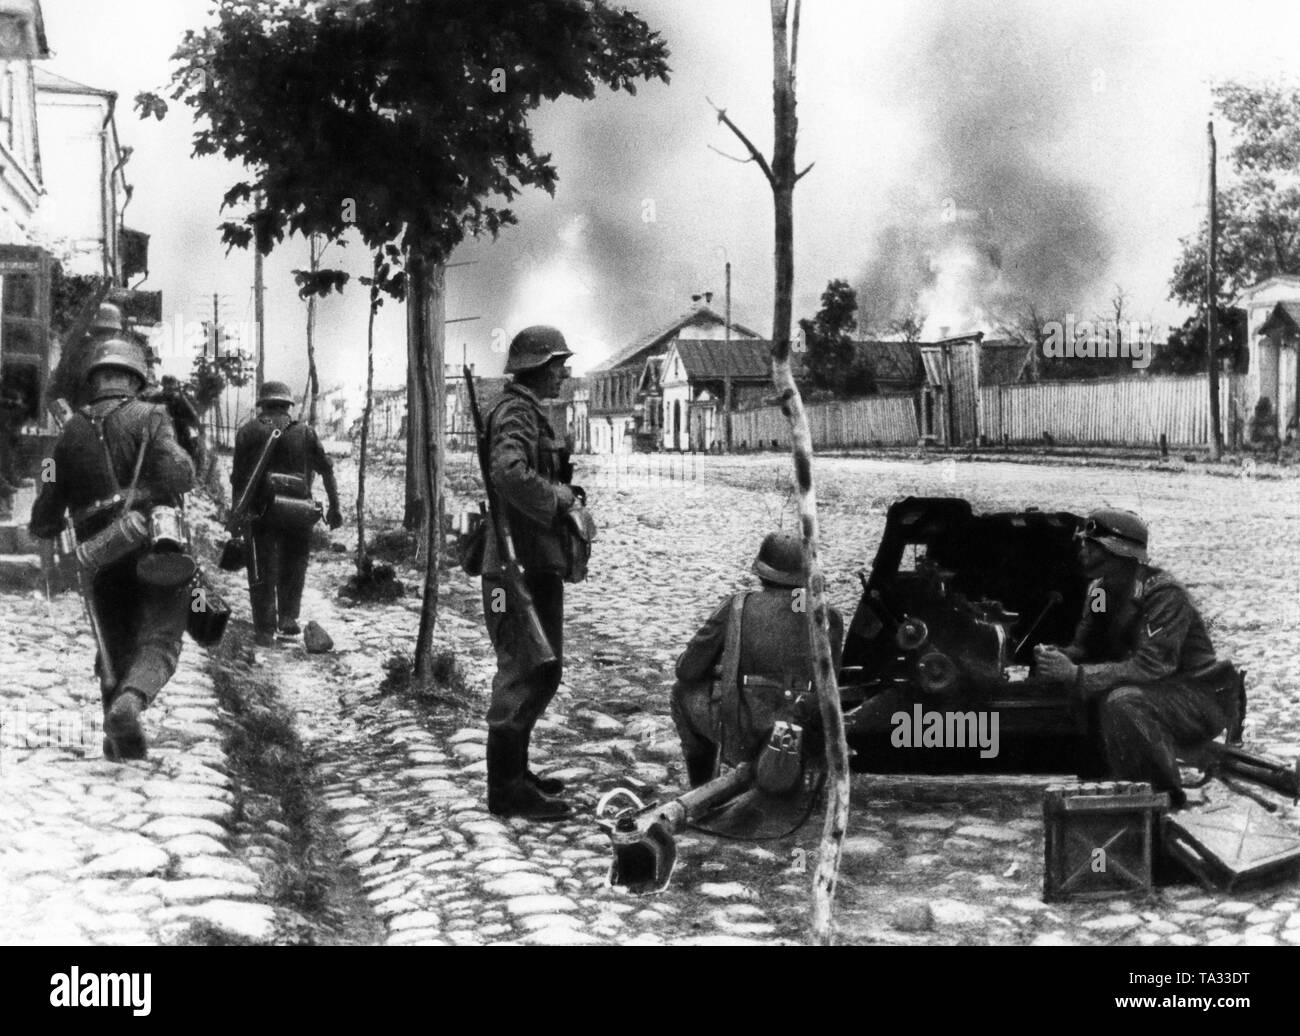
1043;781;1168;902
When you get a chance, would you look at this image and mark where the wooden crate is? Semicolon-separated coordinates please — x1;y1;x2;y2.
1043;782;1169;902
1162;794;1300;893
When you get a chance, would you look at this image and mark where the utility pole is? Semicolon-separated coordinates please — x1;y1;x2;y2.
1207;121;1223;460
723;261;733;453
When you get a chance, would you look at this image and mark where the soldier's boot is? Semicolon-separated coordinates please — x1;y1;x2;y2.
684;747;718;789
521;734;565;795
103;689;147;761
277;619;301;636
487;731;572;821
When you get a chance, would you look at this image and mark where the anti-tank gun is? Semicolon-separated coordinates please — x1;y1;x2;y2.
601;496;1297;894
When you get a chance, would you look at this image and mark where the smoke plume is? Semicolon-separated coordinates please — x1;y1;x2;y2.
857;0;1116;339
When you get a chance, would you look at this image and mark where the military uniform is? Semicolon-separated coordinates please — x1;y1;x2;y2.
1064;564;1231;795
672;534;845;787
481;383;574;767
29;390;195;711
231;401;340;638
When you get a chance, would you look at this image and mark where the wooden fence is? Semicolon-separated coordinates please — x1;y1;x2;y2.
980;374;1234;448
730;393;919;449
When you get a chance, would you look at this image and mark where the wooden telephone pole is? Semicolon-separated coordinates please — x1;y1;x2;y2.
723;261;732;452
1207;121;1223;460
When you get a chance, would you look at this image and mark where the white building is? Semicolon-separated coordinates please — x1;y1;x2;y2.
33;65;134;281
1232;275;1300;438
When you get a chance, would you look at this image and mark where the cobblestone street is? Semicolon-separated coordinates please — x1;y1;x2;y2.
2;452;1298;945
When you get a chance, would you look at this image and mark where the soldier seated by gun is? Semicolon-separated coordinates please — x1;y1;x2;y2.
29;335;196;760
1034;508;1239;808
672;532;844;787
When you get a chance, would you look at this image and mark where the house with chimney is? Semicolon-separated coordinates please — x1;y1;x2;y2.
586;294;760;453
660;337;775;451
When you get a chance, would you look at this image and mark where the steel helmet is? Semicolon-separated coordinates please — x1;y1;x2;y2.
752;531;805;588
1078;507;1149;564
504;325;572;374
258;381;295;406
84;336;149;384
91;302;124;335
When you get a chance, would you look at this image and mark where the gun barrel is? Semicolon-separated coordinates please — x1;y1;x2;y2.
604;764;753;895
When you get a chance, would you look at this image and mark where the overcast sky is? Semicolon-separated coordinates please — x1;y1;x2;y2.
38;0;1300;412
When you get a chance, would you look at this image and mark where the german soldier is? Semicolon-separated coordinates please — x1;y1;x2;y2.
231;381;342;647
672;532;845;787
1035;508;1237;807
482;326;588;821
28;335;196;759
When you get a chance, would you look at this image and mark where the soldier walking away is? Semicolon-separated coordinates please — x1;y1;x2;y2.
231;381;342;648
1035;508;1239;808
28;336;196;760
672;532;845;787
481;326;590;821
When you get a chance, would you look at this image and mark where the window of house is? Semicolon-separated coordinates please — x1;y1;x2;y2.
0;65;12;149
0;15;28;60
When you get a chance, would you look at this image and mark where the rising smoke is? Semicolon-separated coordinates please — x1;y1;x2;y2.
857;1;1117;340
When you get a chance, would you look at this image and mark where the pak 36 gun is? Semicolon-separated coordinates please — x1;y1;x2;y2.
464;367;556;670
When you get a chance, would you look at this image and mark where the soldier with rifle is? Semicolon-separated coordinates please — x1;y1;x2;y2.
471;326;594;821
231;381;342;647
28;335;195;760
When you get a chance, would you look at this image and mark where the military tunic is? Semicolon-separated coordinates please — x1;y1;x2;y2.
480;382;575;741
29;391;195;707
672;587;844;783
1064;565;1231;793
231;410;339;634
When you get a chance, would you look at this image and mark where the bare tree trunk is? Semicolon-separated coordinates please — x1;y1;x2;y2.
406;251;446;677
357;256;379;575
305;234;322;426
715;0;848;945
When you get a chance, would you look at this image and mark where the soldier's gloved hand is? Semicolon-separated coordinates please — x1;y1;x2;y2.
327;505;343;530
570;484;587;507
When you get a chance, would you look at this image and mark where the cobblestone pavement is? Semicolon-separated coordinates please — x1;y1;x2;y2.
0;496;286;946
2;452;1298;945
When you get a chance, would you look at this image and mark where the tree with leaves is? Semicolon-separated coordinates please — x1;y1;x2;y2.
138;0;669;679
1170;82;1300;307
798;278;875;397
711;0;848;946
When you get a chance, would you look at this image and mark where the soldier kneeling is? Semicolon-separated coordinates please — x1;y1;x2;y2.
671;532;844;787
1035;508;1241;808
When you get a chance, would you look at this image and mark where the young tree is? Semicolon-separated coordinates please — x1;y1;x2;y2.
138;0;669;678
1170;83;1300;307
711;0;849;945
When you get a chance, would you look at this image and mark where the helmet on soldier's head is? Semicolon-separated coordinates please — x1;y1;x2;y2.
752;531;805;588
1078;507;1149;564
504;325;572;374
258;381;295;407
91;302;124;335
84;336;149;385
